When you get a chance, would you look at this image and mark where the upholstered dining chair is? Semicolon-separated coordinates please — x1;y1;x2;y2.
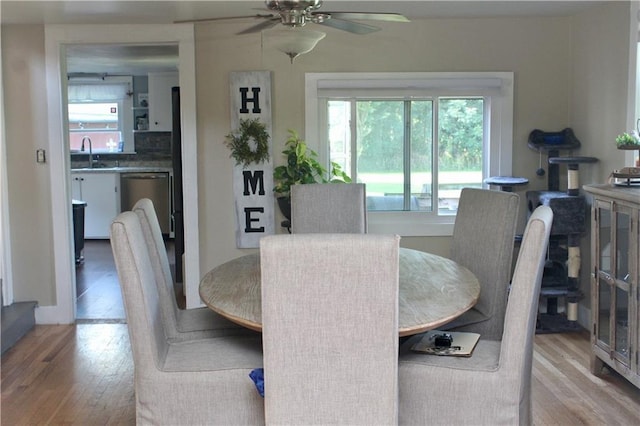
132;198;248;341
260;233;400;425
397;205;552;426
290;183;367;233
441;187;520;340
110;211;264;425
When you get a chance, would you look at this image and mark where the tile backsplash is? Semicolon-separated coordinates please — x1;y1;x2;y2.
70;132;172;169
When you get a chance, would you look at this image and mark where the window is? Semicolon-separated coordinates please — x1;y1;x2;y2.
306;72;513;236
68;102;123;152
67;76;133;153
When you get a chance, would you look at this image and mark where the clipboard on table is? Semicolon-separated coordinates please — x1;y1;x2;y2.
410;330;481;357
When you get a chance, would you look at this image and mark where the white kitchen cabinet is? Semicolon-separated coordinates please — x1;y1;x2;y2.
71;172;120;239
148;72;178;131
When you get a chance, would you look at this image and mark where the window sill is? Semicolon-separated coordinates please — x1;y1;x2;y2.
367;211;455;237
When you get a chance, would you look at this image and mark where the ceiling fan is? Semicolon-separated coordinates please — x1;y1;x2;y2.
176;0;410;35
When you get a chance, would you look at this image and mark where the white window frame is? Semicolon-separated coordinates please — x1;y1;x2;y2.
305;72;514;237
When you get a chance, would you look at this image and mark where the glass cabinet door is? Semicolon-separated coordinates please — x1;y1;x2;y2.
595;203;612;348
594;200;631;365
613;208;631;361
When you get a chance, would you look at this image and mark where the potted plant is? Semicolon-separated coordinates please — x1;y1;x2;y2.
615;131;640;167
615;131;640;149
273;129;351;219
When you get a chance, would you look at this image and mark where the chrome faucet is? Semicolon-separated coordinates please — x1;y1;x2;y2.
80;136;93;168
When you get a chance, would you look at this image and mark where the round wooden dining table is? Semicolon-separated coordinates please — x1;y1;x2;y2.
199;247;480;337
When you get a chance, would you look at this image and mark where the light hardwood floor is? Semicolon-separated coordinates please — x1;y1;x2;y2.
2;325;639;425
75;240;176;320
75;240;125;320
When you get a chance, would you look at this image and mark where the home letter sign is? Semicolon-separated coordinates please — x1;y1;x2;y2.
230;71;275;248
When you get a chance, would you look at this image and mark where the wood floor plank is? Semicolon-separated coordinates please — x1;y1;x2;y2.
1;324;135;425
532;331;640;425
2;324;640;425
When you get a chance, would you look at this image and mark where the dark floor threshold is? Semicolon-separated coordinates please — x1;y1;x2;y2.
76;318;127;324
1;301;37;355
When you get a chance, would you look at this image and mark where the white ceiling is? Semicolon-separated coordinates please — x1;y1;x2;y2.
1;1;606;75
1;1;606;25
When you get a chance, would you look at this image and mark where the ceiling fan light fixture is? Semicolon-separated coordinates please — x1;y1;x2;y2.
267;28;326;63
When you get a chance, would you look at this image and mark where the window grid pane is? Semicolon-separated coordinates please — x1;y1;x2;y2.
357;100;405;211
437;98;484;214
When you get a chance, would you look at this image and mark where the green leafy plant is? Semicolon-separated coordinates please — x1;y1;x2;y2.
273;129;351;199
615;132;640;148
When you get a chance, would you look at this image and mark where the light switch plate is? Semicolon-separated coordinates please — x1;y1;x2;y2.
36;149;46;163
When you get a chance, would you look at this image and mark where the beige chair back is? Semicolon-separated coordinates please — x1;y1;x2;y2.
499;205;552;424
261;233;399;425
133;198;244;339
110;211;169;371
132;199;181;336
291;183;367;233
446;187;520;339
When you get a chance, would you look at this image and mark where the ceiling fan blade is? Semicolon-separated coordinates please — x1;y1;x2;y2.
318;18;380;35
174;14;273;24
237;18;280;35
324;12;410;23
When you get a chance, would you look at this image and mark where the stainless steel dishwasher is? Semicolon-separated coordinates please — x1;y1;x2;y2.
120;172;171;235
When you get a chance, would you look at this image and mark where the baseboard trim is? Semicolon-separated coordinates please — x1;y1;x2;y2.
35;304;75;324
1;301;37;354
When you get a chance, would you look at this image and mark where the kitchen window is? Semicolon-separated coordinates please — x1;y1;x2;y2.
305;72;514;236
68;76;133;153
68;102;123;152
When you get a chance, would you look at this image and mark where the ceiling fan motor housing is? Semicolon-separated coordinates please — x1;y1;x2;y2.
280;10;306;27
266;0;324;27
266;0;323;12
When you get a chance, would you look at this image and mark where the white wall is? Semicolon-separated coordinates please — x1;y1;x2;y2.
571;2;633;184
2;25;56;305
570;1;635;326
195;15;573;266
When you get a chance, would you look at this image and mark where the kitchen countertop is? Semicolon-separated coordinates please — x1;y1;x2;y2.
71;166;172;173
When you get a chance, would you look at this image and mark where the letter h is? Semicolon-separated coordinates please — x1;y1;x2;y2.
239;87;261;113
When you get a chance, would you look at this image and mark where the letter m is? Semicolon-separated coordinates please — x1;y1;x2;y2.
243;170;265;196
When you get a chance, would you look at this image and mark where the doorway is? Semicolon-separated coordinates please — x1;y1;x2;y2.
43;24;200;324
66;43;179;321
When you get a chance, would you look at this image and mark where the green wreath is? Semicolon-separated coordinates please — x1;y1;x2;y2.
224;118;270;168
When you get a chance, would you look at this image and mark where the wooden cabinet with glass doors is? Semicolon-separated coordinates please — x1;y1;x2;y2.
584;184;639;389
